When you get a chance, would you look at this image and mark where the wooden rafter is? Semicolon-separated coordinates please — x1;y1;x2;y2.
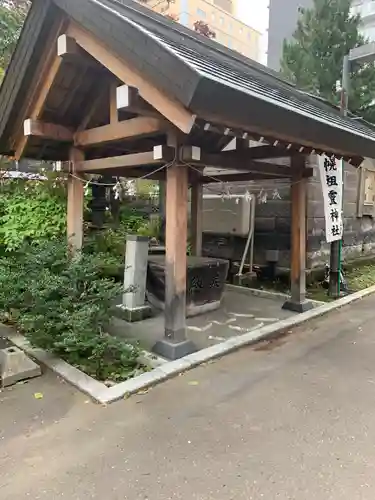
200;113;363;162
65;23;196;134
230;144;295;160
14;56;63;159
12;17;67;160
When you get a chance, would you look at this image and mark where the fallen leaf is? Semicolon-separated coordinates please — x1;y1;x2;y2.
34;392;43;400
137;389;149;395
188;381;199;386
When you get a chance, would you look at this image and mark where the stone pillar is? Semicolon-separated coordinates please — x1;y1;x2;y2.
117;235;152;322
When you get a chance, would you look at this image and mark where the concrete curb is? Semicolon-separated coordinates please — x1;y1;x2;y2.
225;284;325;307
5;284;375;404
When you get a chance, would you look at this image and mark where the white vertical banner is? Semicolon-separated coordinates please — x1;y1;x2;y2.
318;155;343;243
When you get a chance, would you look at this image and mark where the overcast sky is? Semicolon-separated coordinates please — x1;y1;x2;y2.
237;0;269;63
237;0;269;33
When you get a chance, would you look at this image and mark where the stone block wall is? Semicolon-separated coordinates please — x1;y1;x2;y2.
203;155;375;272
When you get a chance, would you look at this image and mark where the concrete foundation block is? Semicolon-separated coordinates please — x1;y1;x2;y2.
113;304;152;323
152;338;197;360
0;346;41;387
282;300;314;314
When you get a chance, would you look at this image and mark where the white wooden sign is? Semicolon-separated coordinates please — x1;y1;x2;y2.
318;155;343;243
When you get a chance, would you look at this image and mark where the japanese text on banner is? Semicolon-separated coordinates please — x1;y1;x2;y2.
318;155;343;243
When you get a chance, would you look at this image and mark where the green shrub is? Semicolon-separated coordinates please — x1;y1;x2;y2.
0;175;66;251
0;240;142;381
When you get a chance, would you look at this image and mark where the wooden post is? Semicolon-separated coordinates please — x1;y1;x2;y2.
158;180;166;243
190;181;203;256
282;155;313;313
153;157;196;359
67;147;85;254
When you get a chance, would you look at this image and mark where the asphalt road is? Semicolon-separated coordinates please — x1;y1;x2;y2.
2;295;375;499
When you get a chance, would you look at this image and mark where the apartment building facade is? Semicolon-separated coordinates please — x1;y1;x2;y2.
139;0;261;60
352;0;375;40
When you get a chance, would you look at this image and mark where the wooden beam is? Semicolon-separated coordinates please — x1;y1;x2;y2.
15;56;63;159
202;168;314;183
24;119;73;142
182;147;307;177
74;117;165;147
229;144;295;160
202;172;285;183
75;147;174;173
282;155;313;313
190;181;203;256
66;23;196;133
67;148;85;254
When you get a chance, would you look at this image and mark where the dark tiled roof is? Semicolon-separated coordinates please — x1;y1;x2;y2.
100;0;375;141
58;0;375;157
1;0;375;160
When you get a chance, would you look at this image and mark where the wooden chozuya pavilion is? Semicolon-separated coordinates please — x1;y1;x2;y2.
1;0;375;359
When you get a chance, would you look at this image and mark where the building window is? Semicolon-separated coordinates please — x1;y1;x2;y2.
211;12;216;22
219;16;224;26
227;39;232;48
239;27;243;35
214;0;233;14
248;31;252;41
197;8;206;18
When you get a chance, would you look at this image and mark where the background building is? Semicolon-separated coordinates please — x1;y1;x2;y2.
139;0;261;61
351;0;375;40
267;0;313;70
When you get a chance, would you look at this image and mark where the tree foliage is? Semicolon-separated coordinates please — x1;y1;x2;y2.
0;0;29;80
281;0;375;123
194;20;216;39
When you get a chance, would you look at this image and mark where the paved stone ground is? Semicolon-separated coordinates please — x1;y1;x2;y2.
2;295;375;499
111;287;296;351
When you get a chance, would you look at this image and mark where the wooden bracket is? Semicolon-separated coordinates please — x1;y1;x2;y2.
57;34;78;58
24;119;73;142
116;84;159;117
